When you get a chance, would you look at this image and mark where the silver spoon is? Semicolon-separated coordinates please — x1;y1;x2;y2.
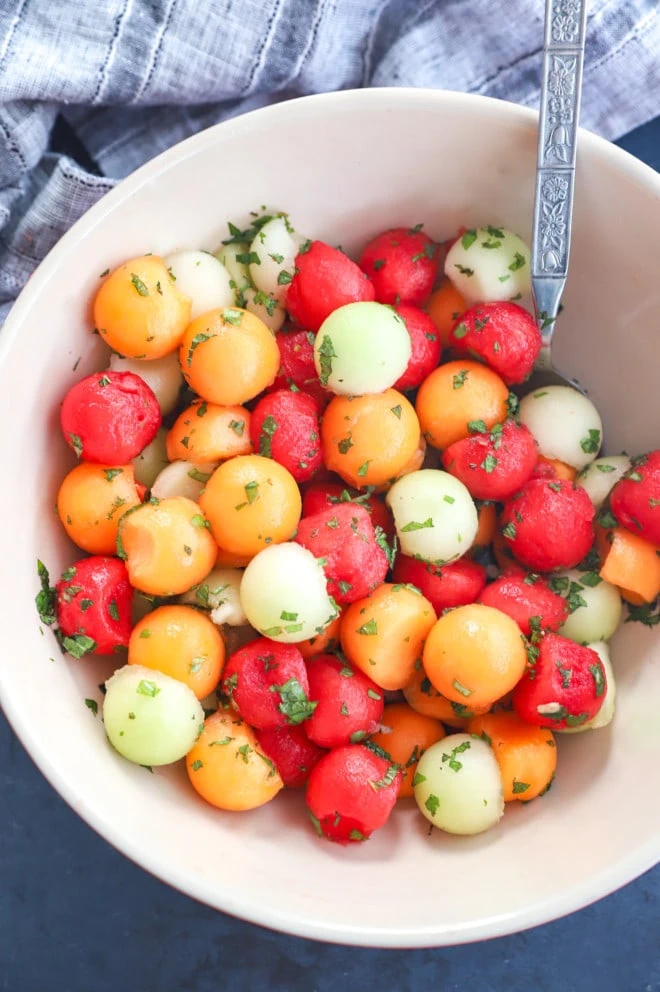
526;0;589;393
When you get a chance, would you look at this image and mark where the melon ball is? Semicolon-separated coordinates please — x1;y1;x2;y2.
164;249;234;318
314;302;411;396
413;733;505;834
180;567;247;627
576;455;631;509
554;570;623;644
103;664;204;766
131;427;169;488
240;543;337;643
518;385;603;471
109;352;183;416
386;469;478;564
248;214;305;303
445;226;531;304
151;460;217;501
558;641;616;733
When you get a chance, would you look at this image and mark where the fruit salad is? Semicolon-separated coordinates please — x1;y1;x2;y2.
35;211;660;845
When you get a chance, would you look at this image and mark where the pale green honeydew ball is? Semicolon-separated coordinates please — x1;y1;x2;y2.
163;249;234;318
109;352;183;416
386;469;478;564
180;567;247;627
150;460;217;501
240;543;337;643
131;427;169;488
445;226;531;304
242;285;286;331
554;569;623;644
518;385;603;470
576;455;632;509
558;641;616;733
314;301;411;395
103;664;204;766
214;241;252;303
413;733;505;835
248;214;305;302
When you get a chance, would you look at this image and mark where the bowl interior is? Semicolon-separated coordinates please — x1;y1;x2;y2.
1;89;659;947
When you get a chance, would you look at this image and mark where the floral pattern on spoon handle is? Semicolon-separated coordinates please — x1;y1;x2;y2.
532;0;588;361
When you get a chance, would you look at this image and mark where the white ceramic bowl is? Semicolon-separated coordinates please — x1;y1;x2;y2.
1;89;659;948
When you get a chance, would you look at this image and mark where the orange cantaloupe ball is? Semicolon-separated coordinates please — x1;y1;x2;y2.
416;360;509;451
470;501;497;553
423;603;527;711
297;613;343;660
397;433;427;477
369;702;445;798
491;518;517;571
340;584;437;691
426;281;467;348
199;454;301;557
129;604;225;699
215;545;256;569
403;663;489;726
321;389;421;489
57;463;142;554
187;709;283;810
93;255;192;359
179;307;280;405
468;711;557;803
118;496;217;596
599;526;660;604
166;400;252;463
536;455;577;481
371;436;428;495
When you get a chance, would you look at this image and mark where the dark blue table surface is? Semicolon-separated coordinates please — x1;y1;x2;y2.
2;114;660;992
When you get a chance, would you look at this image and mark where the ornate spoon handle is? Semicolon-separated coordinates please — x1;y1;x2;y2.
532;0;589;366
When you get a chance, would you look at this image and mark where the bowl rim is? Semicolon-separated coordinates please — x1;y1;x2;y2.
2;86;659;947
